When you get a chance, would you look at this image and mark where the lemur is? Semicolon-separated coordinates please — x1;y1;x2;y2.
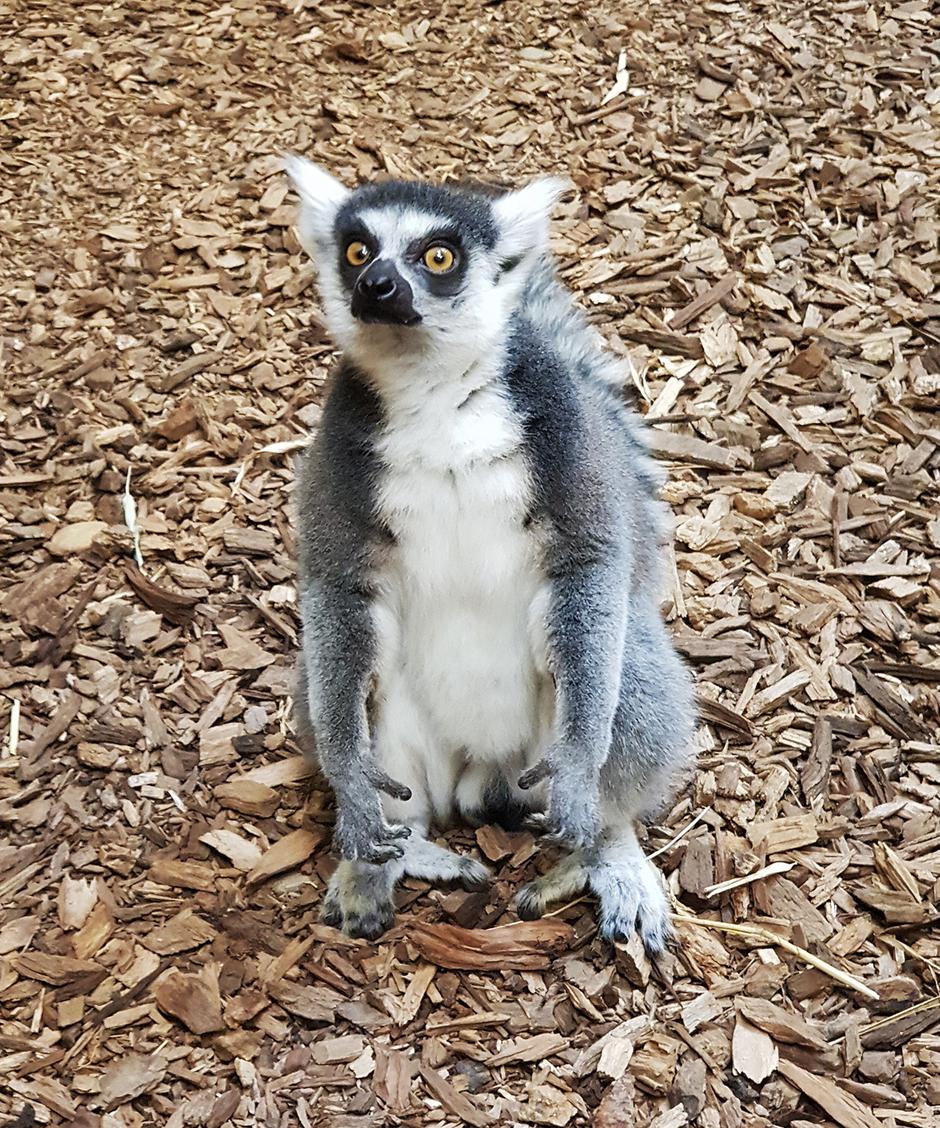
285;156;695;954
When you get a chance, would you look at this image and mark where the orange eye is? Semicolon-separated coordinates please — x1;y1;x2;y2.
345;241;371;266
423;245;455;273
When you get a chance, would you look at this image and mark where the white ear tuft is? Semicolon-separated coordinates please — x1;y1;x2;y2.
283;154;351;257
492;176;571;266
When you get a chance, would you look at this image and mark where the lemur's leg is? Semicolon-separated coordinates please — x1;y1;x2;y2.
322;834;491;939
514;825;671;954
322;676;490;939
403;837;490;887
600;610;696;823
297;592;413;865
516;614;694;955
599;614;694;952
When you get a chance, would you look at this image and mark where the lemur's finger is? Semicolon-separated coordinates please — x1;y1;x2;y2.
352;824;411;864
518;759;554;790
362;841;406;864
365;765;413;801
543;829;590;850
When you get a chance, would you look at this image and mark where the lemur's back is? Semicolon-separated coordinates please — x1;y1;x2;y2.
520;259;628;389
515;257;670;598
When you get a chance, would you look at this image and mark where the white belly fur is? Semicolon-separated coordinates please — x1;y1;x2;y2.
371;374;552;825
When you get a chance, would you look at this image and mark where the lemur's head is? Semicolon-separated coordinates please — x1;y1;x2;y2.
284;156;568;367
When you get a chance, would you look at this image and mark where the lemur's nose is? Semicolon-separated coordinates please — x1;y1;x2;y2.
357;267;397;302
351;259;420;326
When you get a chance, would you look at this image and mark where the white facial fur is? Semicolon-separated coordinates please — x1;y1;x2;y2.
283;155;569;389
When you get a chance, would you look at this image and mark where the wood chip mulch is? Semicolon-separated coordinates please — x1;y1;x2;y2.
1;1;939;1125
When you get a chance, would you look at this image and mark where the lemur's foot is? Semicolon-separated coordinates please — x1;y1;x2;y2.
514;832;672;956
321;861;396;940
515;851;586;922
321;841;490;940
589;849;672;955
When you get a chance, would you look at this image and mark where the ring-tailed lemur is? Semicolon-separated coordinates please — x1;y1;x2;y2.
285;156;695;953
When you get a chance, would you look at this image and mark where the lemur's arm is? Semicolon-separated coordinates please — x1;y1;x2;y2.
519;534;630;848
547;537;629;752
513;357;633;849
299;579;411;863
296;373;411;864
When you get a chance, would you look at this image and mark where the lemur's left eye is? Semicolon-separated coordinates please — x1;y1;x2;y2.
345;241;371;267
423;245;456;273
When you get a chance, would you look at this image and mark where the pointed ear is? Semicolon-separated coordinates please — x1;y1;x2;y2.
283;154;351;256
492;177;571;267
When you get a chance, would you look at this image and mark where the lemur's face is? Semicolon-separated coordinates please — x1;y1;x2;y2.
331;184;497;332
285;157;568;367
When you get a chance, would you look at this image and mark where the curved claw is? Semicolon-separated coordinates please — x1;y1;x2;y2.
365;766;413;802
518;758;554;790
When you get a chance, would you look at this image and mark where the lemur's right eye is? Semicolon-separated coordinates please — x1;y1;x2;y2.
345;241;371;267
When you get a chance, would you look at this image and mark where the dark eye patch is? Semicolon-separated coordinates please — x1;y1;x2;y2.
405;226;461;260
335;219;378;285
407;228;467;297
332;209;470;300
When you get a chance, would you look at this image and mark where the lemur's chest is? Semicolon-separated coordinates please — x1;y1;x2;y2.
375;382;539;594
372;381;550;755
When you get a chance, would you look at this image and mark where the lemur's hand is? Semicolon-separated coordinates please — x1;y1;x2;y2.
518;744;601;850
333;767;412;864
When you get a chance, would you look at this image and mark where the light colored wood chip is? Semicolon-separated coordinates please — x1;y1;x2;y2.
246;827;324;885
732;1016;778;1083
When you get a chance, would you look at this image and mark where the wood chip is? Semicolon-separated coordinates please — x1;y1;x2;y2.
669;272;737;330
777;1059;880;1128
98;1053;167;1106
154;964;224;1034
140;910;216;956
647;429;737;470
57;876;98;930
199;828;263;872
488;1033;568;1066
736;996;828;1049
214;779;280;818
246;827;324;885
410;920;574;971
419;1064;491;1127
148;857;216;892
732;1016;778;1083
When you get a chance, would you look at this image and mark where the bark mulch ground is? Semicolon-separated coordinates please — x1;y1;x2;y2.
1;0;939;1125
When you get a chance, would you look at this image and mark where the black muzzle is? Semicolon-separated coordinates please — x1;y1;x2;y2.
351;260;421;326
